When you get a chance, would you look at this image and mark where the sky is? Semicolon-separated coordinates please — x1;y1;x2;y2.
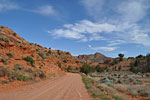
0;0;150;57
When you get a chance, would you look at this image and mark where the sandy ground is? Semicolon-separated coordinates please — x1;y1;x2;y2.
0;73;91;100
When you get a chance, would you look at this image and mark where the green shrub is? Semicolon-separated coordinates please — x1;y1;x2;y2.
57;50;61;55
132;92;138;97
31;53;34;57
48;50;51;54
36;48;40;51
75;61;79;63
112;95;122;100
118;66;122;71
140;90;150;97
33;69;46;79
24;56;35;65
63;60;67;63
6;51;13;58
67;65;72;72
0;36;9;42
57;61;61;68
1;57;8;63
22;75;33;81
95;65;105;72
2;80;9;84
80;63;95;74
0;66;8;77
13;32;17;36
14;64;23;70
13;72;32;81
130;66;136;73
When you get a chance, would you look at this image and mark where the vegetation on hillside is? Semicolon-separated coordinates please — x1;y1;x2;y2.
130;54;150;73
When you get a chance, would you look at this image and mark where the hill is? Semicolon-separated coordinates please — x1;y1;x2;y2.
0;26;84;86
78;52;111;64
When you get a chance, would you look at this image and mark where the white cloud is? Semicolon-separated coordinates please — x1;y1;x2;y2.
131;32;150;46
88;45;117;52
47;0;150;48
81;0;104;18
49;19;150;47
108;40;126;46
32;5;56;16
0;0;19;11
117;0;148;23
48;20;118;41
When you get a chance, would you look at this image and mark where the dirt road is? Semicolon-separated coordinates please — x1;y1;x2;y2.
0;73;91;100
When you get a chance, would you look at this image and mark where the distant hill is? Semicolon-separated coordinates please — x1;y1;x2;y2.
78;52;111;64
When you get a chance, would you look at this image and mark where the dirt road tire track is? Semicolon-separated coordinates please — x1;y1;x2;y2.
0;73;91;100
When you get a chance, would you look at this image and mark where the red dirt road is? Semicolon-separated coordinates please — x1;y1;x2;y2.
0;73;91;100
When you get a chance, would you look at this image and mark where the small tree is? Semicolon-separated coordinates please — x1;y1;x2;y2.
95;64;105;72
57;61;61;68
118;53;124;61
80;63;95;75
24;56;35;65
130;66;135;73
67;65;72;72
118;66;122;71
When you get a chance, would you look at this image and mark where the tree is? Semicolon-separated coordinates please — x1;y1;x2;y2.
130;66;135;73
146;53;150;57
95;65;105;72
67;65;72;72
118;66;122;71
80;63;95;75
118;53;124;61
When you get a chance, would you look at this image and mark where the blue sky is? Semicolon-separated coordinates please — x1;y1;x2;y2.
0;0;150;57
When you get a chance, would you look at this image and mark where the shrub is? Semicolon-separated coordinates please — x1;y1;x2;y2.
67;65;72;72
24;68;33;73
63;60;67;63
1;57;8;63
6;51;13;58
13;72;32;81
130;66;136;73
36;48;40;51
95;65;105;72
31;53;34;57
33;69;46;79
57;50;61;55
118;66;122;71
57;61;61;68
0;66;8;77
13;32;17;36
130;55;150;73
112;95;122;100
76;61;79;64
24;56;35;65
0;36;9;42
2;80;9;84
14;64;23;70
140;90;150;97
39;52;47;59
48;50;51;54
131;91;138;97
80;63;95;75
22;75;33;81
